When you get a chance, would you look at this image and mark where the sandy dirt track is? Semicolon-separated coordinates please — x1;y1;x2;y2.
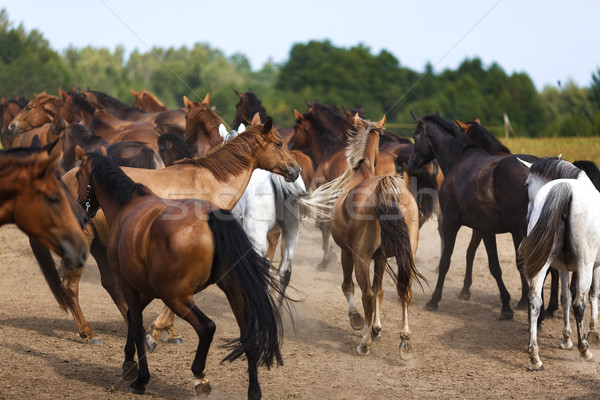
1;219;600;399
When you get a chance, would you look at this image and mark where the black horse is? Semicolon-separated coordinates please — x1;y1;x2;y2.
408;112;536;320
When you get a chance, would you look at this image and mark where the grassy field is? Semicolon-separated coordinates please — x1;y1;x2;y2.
500;137;600;164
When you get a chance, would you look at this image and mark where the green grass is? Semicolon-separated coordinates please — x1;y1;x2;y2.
500;137;600;164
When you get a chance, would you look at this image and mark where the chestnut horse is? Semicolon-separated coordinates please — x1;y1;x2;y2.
34;115;299;345
1;97;28;148
0;145;88;272
75;150;285;397
130;88;167;112
311;115;423;357
408;112;534;320
7;92;62;136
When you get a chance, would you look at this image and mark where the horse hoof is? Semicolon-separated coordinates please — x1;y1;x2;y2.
527;363;544;371
194;377;211;396
122;361;139;381
581;350;593;361
399;341;412;360
167;336;184;344
499;310;514;320
129;382;145;395
516;299;528;310
145;335;157;352
317;261;329;271
348;308;364;331
356;344;370;356
371;329;381;342
457;290;471;301
559;339;573;350
588;331;600;344
87;337;102;345
424;301;438;311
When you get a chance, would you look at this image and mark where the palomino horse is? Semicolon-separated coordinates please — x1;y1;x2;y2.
311;115;423;357
40;115;299;345
0;145;88;272
75;150;285;398
408;112;533;320
519;157;600;371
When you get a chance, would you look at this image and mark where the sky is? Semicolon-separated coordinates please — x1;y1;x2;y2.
3;0;600;91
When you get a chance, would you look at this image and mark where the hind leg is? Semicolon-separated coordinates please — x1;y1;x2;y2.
573;265;593;361
545;268;560;318
355;256;375;356
481;234;513;320
371;257;386;341
460;230;482;301
317;221;336;270
587;268;600;343
558;270;574;350
341;249;363;330
277;221;299;308
121;287;152;394
528;263;550;371
146;306;180;352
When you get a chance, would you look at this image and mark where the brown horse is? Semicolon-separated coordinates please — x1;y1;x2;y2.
37;115;299;345
7;92;63;136
130;88;167;112
1;97;28;148
182;94;224;157
311;115;423;357
75;149;285;398
0;145;88;271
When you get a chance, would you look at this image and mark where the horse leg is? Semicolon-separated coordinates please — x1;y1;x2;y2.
527;263;550;371
588;268;600;343
266;230;280;266
145;306;180;352
341;248;363;330
572;265;593;361
317;221;336;270
163;297;215;397
121;288;151;394
277;221;299;308
60;267;102;344
371;256;386;341
426;222;460;311
558;270;574;350
511;233;529;310
460;230;481;301
545;268;560;318
90;237;128;320
354;256;375;356
481;233;513;320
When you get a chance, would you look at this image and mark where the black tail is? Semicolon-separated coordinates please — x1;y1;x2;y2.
208;210;285;368
373;177;425;304
28;238;70;312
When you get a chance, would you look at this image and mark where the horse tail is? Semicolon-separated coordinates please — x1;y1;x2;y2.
519;182;572;280
373;176;425;305
29;238;70;312
208;210;285;368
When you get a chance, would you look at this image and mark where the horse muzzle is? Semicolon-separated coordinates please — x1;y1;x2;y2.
285;165;301;182
7;122;19;137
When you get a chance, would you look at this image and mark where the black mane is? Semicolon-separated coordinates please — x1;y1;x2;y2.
465;122;511;155
573;160;600;191
90;153;148;205
529;157;581;181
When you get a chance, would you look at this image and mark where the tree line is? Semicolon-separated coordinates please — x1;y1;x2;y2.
1;9;599;137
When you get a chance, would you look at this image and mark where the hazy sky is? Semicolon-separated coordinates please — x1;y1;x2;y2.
3;0;600;90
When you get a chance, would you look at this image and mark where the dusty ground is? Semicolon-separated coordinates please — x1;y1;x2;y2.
1;219;600;399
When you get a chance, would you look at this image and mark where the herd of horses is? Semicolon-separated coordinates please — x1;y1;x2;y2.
1;86;599;397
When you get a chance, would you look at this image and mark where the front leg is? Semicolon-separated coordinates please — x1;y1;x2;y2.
528;265;548;370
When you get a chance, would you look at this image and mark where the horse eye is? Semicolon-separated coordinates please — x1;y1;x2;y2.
46;195;60;205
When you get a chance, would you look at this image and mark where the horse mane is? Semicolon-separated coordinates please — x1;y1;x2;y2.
301;111;345;153
529;157;581;182
345;118;384;169
89;153;149;205
237;91;269;122
573;160;600;191
107;141;158;169
178;126;276;182
424;113;476;154
88;90;140;112
7;97;29;108
68;90;96;116
464;122;511;155
185;103;225;143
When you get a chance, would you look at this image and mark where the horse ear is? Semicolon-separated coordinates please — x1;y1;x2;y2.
99;146;108;157
294;109;304;121
250;112;262;126
375;115;386;130
453;119;469;131
410;111;421;123
233;89;243;98
183;95;193;110
358;105;365;115
475;118;481;125
130;88;138;96
1;97;7;105
202;93;210;105
75;145;86;161
58;86;68;100
218;124;228;140
517;158;532;169
238;123;246;133
31;135;42;149
353;113;363;129
262;118;273;134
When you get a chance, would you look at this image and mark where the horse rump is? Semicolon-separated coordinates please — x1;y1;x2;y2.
519;182;572;280
207;209;285;368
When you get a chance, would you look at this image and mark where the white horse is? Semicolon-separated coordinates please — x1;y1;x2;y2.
220;123;309;306
519;157;600;371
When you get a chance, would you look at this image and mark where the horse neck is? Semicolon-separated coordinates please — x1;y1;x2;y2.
188;113;223;155
0;168;23;224
362;131;380;175
306;122;345;164
426;124;476;173
91;179;138;226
